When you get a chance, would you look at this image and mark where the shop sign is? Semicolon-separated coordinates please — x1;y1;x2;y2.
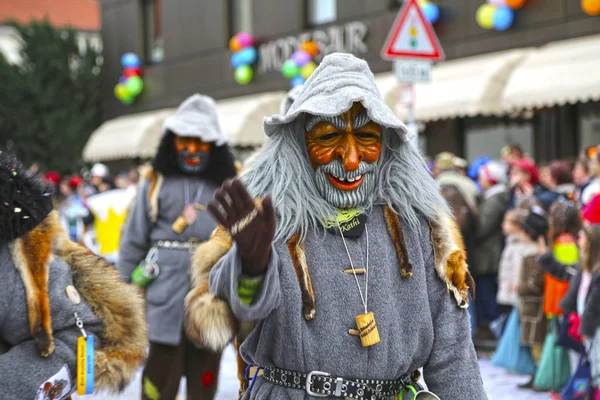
258;21;368;73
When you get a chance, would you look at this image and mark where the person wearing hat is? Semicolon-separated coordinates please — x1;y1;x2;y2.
474;161;509;333
509;158;557;212
0;154;146;399
435;152;479;211
185;53;485;399
117;94;237;400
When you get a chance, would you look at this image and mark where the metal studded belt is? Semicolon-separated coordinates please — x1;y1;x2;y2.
155;240;200;251
262;367;414;399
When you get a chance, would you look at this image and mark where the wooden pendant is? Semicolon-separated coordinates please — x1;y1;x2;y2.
171;215;188;233
355;312;380;347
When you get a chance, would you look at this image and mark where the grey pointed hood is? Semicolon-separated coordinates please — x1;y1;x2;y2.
163;94;227;145
264;52;411;141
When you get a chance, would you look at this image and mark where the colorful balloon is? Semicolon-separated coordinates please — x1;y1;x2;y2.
291;50;312;67
281;59;301;79
300;61;317;80
300;41;319;58
476;4;496;29
417;0;428;6
582;0;600;16
421;2;440;24
234;65;253;85
120;95;134;105
229;36;242;52
114;83;129;100
505;0;526;9
231;47;258;68
236;32;254;48
126;76;144;96
493;5;514;30
489;0;507;6
291;75;305;88
121;53;141;68
123;67;142;78
119;76;127;84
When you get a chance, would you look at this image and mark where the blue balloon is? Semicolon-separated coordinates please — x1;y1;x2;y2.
422;3;440;24
231;47;257;69
121;52;141;68
291;75;305;88
493;6;514;31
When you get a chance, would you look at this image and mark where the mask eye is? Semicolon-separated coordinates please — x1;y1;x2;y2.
319;132;340;141
354;132;379;140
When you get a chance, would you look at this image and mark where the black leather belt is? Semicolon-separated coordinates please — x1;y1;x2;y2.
262;367;420;399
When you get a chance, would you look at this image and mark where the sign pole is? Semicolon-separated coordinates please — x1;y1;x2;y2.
381;0;445;150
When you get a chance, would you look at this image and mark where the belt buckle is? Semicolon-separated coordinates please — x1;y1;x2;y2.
306;371;331;397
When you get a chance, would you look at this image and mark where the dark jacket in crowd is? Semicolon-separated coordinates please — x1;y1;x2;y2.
518;255;547;346
560;271;600;338
475;185;507;276
537;251;579;282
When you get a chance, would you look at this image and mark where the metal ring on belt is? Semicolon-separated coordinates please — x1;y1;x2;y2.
262;367;416;399
155;240;200;251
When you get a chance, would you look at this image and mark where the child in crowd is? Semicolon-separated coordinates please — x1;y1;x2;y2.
517;205;549;389
497;209;530;309
492;206;540;376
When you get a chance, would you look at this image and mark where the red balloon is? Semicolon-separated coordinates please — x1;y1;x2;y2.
123;67;142;77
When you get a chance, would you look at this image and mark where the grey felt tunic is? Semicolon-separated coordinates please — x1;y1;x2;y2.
118;176;218;346
210;206;487;399
0;245;103;399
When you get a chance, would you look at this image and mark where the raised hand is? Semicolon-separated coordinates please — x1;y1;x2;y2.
207;178;276;276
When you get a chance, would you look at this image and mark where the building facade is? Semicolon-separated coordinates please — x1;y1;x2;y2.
98;0;600;162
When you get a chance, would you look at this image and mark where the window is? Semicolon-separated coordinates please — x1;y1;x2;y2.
579;102;600;150
307;0;336;26
143;0;163;64
464;119;534;163
230;0;253;36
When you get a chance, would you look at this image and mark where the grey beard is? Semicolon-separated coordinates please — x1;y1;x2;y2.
177;151;210;174
315;160;378;209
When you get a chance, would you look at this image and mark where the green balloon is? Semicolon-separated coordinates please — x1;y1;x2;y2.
234;65;253;85
281;59;300;79
126;76;144;96
121;95;134;105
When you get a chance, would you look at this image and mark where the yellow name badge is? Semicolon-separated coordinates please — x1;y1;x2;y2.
77;335;95;395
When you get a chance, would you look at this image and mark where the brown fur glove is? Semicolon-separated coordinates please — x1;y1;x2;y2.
207;179;276;276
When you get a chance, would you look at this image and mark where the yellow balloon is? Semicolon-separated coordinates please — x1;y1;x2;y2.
476;4;496;29
300;61;317;80
418;0;428;6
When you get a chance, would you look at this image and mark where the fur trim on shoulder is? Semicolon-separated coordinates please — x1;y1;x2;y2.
429;211;475;308
139;165;162;223
51;212;148;393
10;213;62;356
185;225;237;352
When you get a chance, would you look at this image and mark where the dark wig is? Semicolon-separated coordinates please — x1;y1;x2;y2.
151;131;237;186
0;153;53;245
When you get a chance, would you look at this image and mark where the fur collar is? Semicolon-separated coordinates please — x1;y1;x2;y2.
10;211;147;393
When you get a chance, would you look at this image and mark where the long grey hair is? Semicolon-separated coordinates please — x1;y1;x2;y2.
241;117;448;242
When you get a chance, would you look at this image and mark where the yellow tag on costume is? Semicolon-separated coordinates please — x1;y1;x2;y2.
323;209;363;228
77;335;95;395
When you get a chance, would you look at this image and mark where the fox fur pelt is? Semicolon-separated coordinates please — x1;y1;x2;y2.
10;211;148;393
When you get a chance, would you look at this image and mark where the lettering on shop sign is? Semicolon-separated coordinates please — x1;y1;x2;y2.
258;21;368;74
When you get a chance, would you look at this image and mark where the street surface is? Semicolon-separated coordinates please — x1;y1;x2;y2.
75;346;552;399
